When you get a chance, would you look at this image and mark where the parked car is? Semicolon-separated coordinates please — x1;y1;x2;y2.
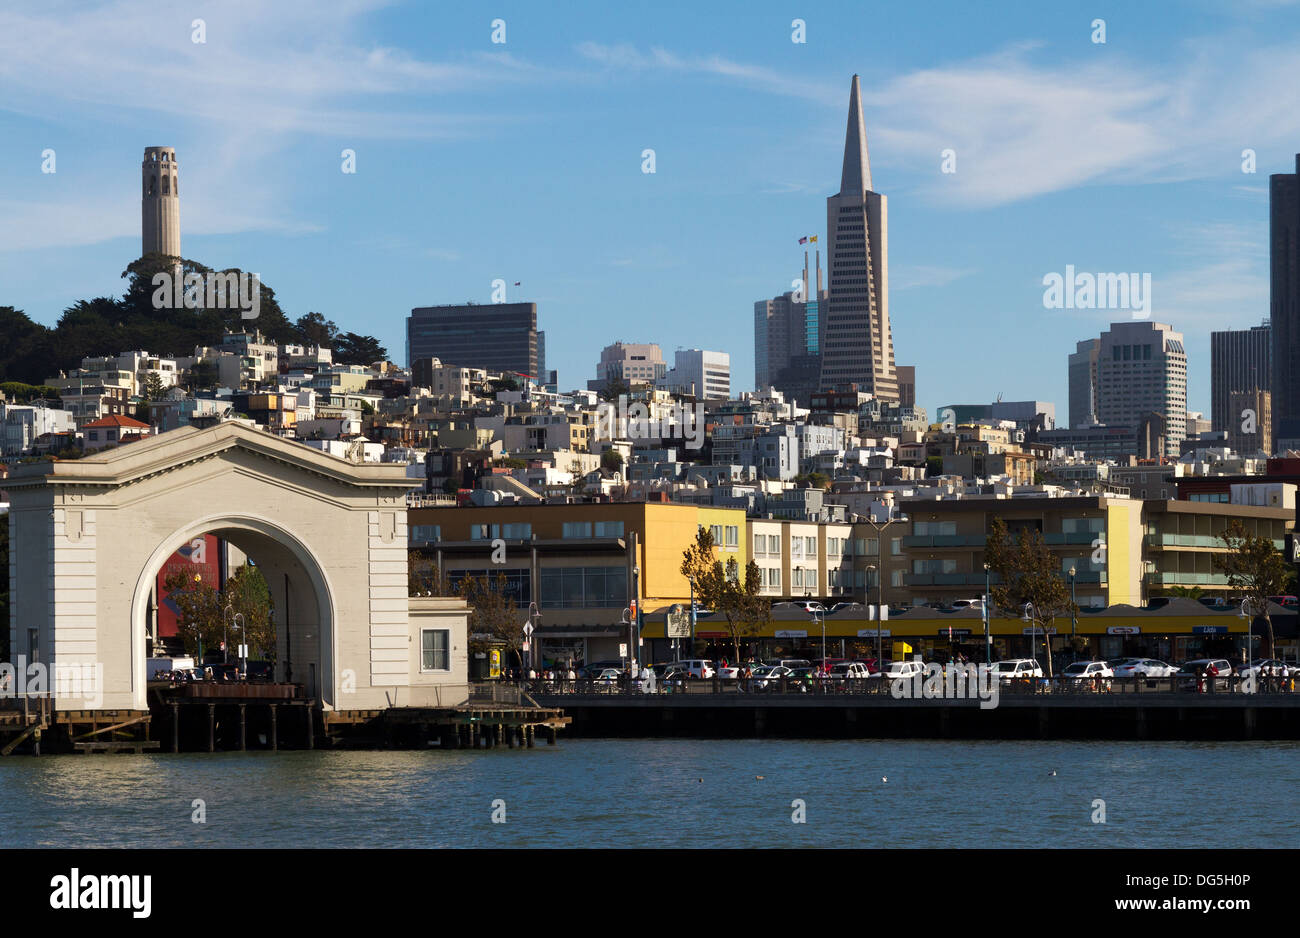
949;599;984;610
829;662;872;680
771;600;827;614
1268;595;1299;608
1239;659;1291;679
1198;596;1230;608
1176;658;1234;690
675;659;715;679
1061;660;1114;686
1111;658;1178;678
749;665;795;690
878;660;924;681
829;602;865;613
589;668;622;686
717;664;741;679
766;658;812;670
990;659;1044;682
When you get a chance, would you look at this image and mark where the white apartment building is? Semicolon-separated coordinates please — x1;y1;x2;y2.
657;348;731;400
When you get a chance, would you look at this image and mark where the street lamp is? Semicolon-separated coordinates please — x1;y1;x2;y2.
525;601;541;674
1239;598;1257;667
1068;566;1077;661
865;512;901;668
222;603;233;665
982;563;991;667
619;607;633;674
811;607;826;672
232;612;245;678
1021;602;1040;675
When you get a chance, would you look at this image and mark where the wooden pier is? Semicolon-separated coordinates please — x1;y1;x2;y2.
0;683;569;755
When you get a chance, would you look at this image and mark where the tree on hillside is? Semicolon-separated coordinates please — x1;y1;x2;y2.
600;449;624;473
333;332;388;366
680;526;768;665
983;518;1073;677
599;378;630;403
1213;519;1294;658
294;312;338;348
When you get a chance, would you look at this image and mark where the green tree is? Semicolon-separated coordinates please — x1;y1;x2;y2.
793;472;830;489
333;332;388;365
599;378;630;402
600;449;624;473
0;512;8;662
680;526;768;664
0;382;60;403
983;518;1073;677
458;573;526;669
294;311;338;348
164;570;224;659
408;549;443;596
225;562;275;661
1213;519;1293;658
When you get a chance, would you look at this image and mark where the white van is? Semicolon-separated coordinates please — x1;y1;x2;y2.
675;659;715;679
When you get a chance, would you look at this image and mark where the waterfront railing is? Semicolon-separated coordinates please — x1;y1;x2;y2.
514;673;1300;698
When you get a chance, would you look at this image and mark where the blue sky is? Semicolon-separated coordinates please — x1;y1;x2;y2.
2;0;1298;419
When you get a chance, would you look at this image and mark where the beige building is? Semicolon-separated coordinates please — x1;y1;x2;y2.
6;422;468;713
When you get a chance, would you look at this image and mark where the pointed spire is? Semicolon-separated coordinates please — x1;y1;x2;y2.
840;74;872;195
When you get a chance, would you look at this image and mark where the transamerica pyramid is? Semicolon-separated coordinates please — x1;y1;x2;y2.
818;74;898;400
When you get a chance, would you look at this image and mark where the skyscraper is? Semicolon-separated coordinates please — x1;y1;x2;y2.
407;302;537;376
1097;321;1187;458
819;74;897;399
1068;338;1100;428
1271;155;1300;446
141;146;180;259
754;250;825;406
1210;322;1270;435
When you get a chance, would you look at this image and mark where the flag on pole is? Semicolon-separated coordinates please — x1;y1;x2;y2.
798;236;808;244
810;235;818;243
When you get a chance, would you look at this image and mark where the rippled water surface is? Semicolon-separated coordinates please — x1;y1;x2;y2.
1;739;1296;848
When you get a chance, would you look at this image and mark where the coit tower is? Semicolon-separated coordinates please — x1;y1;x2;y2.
141;146;181;259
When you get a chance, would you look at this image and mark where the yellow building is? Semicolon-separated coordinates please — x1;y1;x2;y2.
407;501;746;667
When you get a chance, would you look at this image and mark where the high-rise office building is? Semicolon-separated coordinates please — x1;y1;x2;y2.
141;146;181;259
895;365;916;409
407;302;537;377
1068;339;1100;428
754;251;826;406
1210;322;1270;435
819;74;898;399
587;342;666;394
1227;389;1272;455
1271;154;1300;446
657;349;731;400
1097;321;1187;458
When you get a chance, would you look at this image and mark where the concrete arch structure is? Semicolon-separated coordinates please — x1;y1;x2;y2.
7;423;469;713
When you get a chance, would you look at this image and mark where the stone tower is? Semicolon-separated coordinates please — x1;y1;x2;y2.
141;146;181;259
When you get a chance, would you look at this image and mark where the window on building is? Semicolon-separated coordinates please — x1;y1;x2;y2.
891;538;902;555
805;536;816;555
768;535;780;554
539;566;627;608
891;570;904;587
409;525;441;546
725;525;738;548
563;521;593;539
791;538;804;559
754;533;765;556
421;629;450;671
500;523;532;539
594;521;624;538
